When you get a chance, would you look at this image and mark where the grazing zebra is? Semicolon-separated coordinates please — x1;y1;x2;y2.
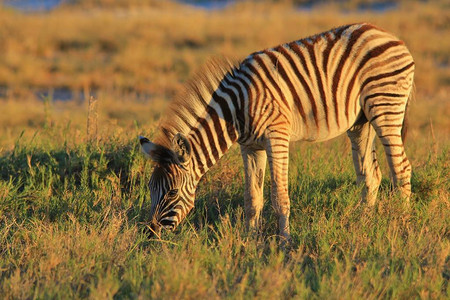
140;23;414;240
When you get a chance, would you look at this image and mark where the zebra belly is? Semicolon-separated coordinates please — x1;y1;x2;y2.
289;100;362;143
289;119;359;143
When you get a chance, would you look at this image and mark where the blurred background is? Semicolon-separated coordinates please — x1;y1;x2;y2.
0;0;448;151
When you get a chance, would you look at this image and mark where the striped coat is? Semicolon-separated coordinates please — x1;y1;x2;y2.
140;23;414;239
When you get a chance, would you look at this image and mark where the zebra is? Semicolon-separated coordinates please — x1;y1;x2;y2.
140;23;415;240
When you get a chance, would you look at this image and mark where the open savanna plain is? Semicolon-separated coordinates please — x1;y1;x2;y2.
0;0;449;298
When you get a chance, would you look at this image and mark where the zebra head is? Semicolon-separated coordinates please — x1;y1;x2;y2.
139;133;195;238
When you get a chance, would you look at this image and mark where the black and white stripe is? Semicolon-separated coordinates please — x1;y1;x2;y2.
140;23;414;239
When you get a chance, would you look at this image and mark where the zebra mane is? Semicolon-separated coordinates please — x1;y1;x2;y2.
154;57;238;148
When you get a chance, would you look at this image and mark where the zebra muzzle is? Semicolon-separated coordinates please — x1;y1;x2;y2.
146;220;162;239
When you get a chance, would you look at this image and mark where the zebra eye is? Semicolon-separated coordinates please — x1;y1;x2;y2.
167;189;178;198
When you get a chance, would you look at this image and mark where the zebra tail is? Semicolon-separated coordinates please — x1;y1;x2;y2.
401;82;415;143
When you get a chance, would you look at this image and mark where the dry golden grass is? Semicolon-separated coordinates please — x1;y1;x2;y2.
0;0;448;150
0;1;448;95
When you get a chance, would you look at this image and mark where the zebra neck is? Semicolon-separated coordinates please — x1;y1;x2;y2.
187;83;242;181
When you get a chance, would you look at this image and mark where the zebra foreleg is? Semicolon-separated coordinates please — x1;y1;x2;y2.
240;146;267;232
347;121;382;206
265;131;291;241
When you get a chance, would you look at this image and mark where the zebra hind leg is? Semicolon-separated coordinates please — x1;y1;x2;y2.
347;117;382;206
366;93;412;202
265;130;291;241
240;146;267;232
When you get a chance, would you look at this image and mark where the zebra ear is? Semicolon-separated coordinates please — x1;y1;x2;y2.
139;136;171;162
172;133;192;164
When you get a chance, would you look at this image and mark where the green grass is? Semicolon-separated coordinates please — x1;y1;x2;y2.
0;124;448;298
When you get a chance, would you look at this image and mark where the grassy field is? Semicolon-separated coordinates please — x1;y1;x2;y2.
0;0;449;298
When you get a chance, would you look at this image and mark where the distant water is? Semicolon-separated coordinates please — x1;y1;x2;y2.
0;87;91;101
0;85;159;102
1;0;234;11
3;0;66;11
182;0;232;10
2;0;399;12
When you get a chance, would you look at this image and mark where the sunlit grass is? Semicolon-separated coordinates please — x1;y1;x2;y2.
0;0;449;298
0;124;448;298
